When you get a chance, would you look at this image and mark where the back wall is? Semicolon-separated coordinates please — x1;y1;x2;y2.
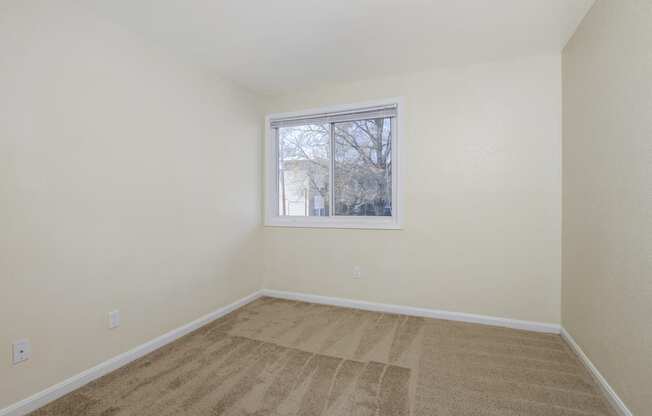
263;54;562;324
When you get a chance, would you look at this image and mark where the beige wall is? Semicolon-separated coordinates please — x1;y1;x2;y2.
562;1;652;414
0;1;262;408
263;55;562;324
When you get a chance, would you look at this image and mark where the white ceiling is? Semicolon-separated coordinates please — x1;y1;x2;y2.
88;0;595;95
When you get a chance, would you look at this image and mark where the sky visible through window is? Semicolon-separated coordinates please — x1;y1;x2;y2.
278;118;392;217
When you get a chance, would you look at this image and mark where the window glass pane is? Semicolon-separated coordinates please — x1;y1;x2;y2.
334;118;392;216
278;123;330;216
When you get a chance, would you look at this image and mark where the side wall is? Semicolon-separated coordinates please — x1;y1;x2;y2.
263;55;562;325
562;1;652;414
0;1;262;408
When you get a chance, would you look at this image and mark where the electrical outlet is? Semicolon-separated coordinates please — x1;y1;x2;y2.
12;339;31;365
108;310;120;329
353;266;362;279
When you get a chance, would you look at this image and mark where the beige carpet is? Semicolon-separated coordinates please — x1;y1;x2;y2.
31;297;616;416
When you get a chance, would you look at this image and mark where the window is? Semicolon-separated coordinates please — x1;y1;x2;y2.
265;99;401;229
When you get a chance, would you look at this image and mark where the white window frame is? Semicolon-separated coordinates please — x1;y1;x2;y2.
264;97;403;230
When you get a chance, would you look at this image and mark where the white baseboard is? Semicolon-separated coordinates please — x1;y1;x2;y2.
560;328;633;416
11;288;631;416
0;290;263;416
261;289;561;334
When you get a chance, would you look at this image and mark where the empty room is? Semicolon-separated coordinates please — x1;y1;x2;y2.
1;1;650;415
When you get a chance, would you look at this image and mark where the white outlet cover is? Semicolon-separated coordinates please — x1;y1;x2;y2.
108;310;120;329
12;339;31;365
353;266;362;279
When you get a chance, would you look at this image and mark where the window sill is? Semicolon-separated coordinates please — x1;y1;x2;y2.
264;217;402;230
